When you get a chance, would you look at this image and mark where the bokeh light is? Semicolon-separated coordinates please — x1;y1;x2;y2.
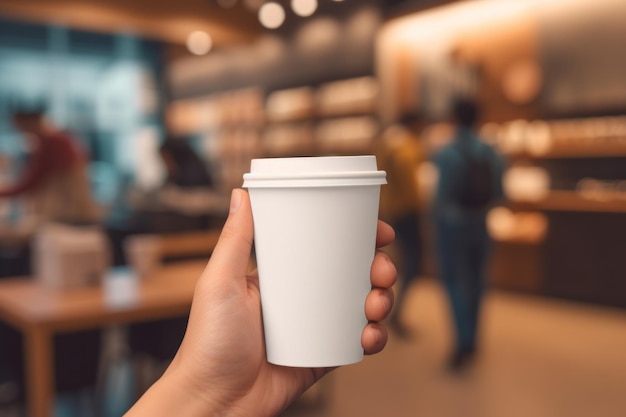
259;2;286;29
186;31;212;55
291;0;318;17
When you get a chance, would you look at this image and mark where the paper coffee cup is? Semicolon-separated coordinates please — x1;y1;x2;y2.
243;156;386;367
124;235;161;279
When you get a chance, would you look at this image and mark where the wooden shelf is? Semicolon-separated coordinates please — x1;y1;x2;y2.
509;190;626;213
491;236;544;245
316;108;378;119
505;142;626;160
265;113;316;124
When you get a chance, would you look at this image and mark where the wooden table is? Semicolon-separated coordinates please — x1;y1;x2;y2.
0;261;206;417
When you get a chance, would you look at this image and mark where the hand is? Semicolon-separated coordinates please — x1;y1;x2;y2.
126;189;396;417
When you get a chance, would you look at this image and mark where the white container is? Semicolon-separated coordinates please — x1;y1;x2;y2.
124;234;161;279
243;156;386;367
103;268;140;309
33;223;110;290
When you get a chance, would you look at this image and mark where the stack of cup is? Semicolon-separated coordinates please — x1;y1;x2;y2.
243;155;386;367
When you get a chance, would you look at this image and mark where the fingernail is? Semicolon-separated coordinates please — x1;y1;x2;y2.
230;189;241;213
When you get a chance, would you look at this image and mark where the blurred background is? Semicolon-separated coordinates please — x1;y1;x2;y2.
0;0;625;416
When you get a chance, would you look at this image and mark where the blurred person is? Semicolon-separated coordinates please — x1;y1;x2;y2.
127;136;219;392
375;113;426;339
0;109;103;230
0;109;104;415
159;137;214;190
150;136;230;220
125;189;397;417
432;96;505;371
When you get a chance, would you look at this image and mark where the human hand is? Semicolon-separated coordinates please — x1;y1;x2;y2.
126;188;396;417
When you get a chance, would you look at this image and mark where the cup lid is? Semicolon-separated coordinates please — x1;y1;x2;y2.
242;155;387;188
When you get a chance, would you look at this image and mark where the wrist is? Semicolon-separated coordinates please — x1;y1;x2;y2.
125;357;229;417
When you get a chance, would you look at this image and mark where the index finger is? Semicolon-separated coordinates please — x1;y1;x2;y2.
376;220;394;248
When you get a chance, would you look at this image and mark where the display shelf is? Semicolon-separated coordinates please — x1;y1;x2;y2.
505;142;626;160
492;115;626;160
261;123;315;157
315;76;378;118
261;76;380;158
265;86;315;124
509;190;626;213
487;206;548;244
315;116;378;155
491;235;544;245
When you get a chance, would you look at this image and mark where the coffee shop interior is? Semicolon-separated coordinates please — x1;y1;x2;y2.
0;0;625;416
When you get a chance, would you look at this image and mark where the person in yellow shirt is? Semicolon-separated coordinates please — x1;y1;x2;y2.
375;113;426;338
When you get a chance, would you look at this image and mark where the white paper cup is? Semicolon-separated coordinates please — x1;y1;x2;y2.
124;235;161;279
243;156;386;367
103;268;140;309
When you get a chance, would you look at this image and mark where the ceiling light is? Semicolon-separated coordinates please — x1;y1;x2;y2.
186;31;212;55
291;0;318;17
259;2;285;29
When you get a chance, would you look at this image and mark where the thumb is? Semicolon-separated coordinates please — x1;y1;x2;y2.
205;189;254;282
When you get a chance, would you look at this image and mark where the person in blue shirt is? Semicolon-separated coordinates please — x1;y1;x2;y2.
432;96;505;371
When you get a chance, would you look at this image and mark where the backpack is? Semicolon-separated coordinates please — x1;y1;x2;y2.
455;145;494;209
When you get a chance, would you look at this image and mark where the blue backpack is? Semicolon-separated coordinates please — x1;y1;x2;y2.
456;145;495;209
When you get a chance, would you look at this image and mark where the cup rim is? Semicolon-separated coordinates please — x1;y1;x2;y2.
243;170;386;188
243;155;387;188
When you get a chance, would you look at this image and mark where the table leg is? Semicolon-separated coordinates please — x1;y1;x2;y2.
25;326;54;417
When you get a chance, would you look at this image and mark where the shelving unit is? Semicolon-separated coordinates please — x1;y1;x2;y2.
506;142;626;160
167;88;264;192
510;190;626;214
261;76;380;158
493;116;626;160
493;116;626;306
165;77;381;191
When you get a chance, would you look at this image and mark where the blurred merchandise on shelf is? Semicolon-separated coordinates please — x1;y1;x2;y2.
315;116;378;155
262;123;315;157
488;116;626;159
503;166;550;202
577;178;626;202
487;206;548;244
315;76;379;117
265;87;315;123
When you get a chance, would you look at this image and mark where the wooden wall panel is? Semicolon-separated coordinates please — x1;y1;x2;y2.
453;10;540;123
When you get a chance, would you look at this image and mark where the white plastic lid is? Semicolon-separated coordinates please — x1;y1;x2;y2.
242;155;387;188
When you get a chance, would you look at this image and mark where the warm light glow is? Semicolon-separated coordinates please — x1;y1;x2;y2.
259;2;286;29
266;87;315;121
378;0;541;60
291;0;318;17
487;206;548;243
503;166;550;201
294;18;340;54
186;31;212;55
